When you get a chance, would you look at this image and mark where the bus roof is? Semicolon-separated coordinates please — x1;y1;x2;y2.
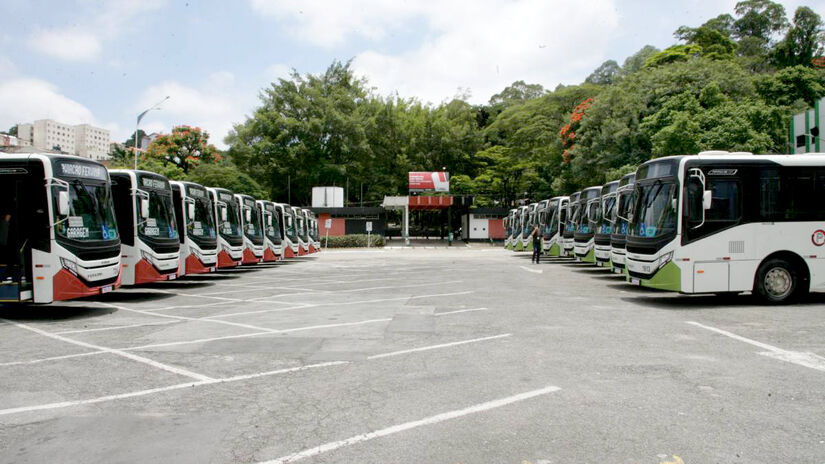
600;180;619;196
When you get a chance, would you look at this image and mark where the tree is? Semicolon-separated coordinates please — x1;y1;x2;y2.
732;0;789;53
488;80;545;107
621;45;660;76
124;129;147;148
144;126;220;174
772;7;825;68
585;60;621;85
6;125;17;136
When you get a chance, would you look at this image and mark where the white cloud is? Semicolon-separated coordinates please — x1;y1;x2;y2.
0;77;96;129
351;0;619;104
27;28;102;62
249;0;419;47
26;0;166;62
134;72;257;149
265;63;292;82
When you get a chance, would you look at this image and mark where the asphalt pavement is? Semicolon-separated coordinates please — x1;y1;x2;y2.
0;247;823;463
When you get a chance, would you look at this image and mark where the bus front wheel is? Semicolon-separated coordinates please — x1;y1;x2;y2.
754;258;800;304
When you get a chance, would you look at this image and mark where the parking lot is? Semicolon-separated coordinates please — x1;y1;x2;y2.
0;247;824;463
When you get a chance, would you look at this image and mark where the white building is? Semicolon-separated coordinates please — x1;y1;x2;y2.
16;119;111;161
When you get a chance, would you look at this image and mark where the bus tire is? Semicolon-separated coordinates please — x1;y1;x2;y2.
754;258;800;304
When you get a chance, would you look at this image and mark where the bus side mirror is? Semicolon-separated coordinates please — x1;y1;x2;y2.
140;198;150;219
703;190;712;210
221;206;228;222
187;202;195;220
245;209;252;223
57;191;70;216
267;215;272;226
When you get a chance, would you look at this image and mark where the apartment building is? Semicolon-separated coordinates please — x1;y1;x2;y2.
17;119;111;161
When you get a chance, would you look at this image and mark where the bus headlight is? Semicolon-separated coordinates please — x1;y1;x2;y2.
141;250;154;264
60;257;78;275
659;251;674;269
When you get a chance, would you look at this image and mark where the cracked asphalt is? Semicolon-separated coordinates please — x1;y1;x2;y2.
0;247;824;464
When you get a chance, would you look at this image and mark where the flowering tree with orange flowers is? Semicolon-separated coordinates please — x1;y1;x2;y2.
559;98;593;163
144;125;221;173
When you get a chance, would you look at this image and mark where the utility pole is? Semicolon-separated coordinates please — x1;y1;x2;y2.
360;182;363;208
288;174;291;205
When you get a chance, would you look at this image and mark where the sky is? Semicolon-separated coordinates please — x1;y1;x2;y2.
1;0;823;149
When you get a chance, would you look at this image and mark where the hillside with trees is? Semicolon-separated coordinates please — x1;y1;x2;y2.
219;2;824;206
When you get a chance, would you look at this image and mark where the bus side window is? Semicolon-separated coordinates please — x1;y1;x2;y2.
707;180;740;222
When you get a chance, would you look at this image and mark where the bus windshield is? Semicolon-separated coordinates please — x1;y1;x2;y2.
629;181;677;239
53;179;119;243
297;215;306;239
265;209;282;242
544;201;560;238
285;211;297;241
599;195;616;235
615;190;634;235
138;188;178;242
243;201;263;243
219;198;243;240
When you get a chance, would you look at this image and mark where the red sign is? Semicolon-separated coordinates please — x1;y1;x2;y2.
409;171;450;192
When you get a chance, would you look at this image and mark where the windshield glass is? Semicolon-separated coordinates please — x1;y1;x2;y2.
217;193;242;240
544;201;559;238
138;189;178;241
242;200;263;242
264;209;281;242
188;193;216;243
629;181;677;239
297;215;307;239
52;180;119;243
615;190;634;236
599;195;616;235
285;210;297;241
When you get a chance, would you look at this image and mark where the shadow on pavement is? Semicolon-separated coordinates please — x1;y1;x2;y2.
624;292;825;310
0;304;116;321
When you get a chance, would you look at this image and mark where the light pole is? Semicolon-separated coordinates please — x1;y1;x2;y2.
134;96;170;170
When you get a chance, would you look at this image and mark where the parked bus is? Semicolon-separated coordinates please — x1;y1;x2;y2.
561;191;580;257
504;209;517;250
275;203;299;258
513;205;529;251
235;194;264;264
307;210;321;252
258;200;283;262
574;186;603;263
0;153;121;303
625;151;825;304
593;180;620;267
207;187;244;269
610;173;636;274
302;209;316;253
170;181;218;274
292;206;309;255
542;196;568;257
535;199;550;251
110;170;180;285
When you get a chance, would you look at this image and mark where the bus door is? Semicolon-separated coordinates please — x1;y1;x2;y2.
0;165;41;302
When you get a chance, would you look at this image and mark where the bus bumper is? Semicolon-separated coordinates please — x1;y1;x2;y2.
626;261;681;292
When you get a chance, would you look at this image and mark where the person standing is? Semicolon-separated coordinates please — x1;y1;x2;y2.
530;223;541;264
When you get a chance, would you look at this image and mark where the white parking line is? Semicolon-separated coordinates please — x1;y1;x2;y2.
0;351;105;367
215;291;474;319
519;266;543;274
367;333;510;360
260;384;562;464
0;333;511;416
434;307;489;316
2;319;213;381
686;321;825;372
54;320;180;335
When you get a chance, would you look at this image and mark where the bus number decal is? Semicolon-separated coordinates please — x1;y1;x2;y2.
813;230;825;247
67;227;89;239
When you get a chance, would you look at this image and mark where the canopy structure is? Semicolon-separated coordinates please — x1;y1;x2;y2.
382;195;453;241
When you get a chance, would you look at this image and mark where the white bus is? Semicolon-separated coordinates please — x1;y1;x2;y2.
235;194;264;265
0;153;121;303
258;200;283;262
302;209;318;253
593;180;619;267
170;181;218;275
610;173;636;274
275;203;299;258
110;170;180;285
542;196;568;257
207;187;244;269
307;210;321;252
504;209;517;250
625;151;825;303
561;191;580;257
292;206;309;255
573;187;601;263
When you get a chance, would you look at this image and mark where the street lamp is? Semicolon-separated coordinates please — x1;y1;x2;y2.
134;96;170;169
